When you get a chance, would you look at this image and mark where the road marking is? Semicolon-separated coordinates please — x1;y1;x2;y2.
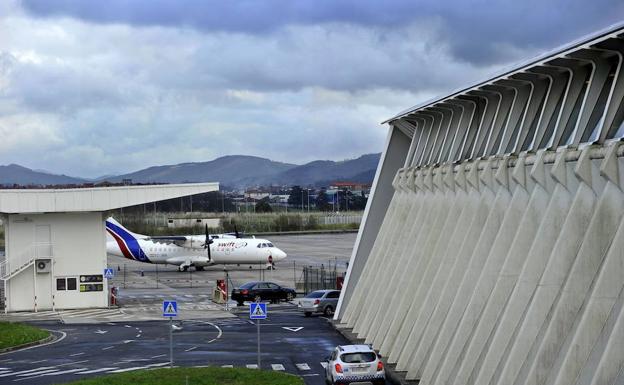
0;366;55;377
124;325;132;328
94;330;108;335
150;354;166;359
246;364;258;369
221;365;233;368
42;368;87;376
282;327;304;332
296;363;311;371
69;352;85;357
102;346;114;350
301;373;320;377
0;370;10;375
184;347;197;352
320;362;328;368
108;362;169;373
29;360;47;364
271;364;285;371
123;340;134;344
17;369;59;377
77;367;119;374
135;334;141;338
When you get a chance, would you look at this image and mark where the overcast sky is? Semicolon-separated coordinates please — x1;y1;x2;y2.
0;0;622;178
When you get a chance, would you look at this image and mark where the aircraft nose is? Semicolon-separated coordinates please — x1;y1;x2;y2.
275;248;287;261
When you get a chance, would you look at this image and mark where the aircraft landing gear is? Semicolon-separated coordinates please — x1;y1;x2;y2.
195;266;205;271
179;265;190;272
266;264;276;270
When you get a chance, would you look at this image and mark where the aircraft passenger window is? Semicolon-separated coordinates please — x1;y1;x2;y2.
56;278;66;291
67;278;77;290
257;244;262;248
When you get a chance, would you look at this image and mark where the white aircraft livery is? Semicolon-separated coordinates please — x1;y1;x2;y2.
105;217;287;271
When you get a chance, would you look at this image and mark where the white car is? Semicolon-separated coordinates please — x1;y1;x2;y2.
325;344;386;385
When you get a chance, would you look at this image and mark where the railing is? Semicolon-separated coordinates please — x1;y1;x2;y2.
0;243;53;280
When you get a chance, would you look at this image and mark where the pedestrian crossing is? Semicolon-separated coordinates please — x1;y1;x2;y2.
0;361;328;381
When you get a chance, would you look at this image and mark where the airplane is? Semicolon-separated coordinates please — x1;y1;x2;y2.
105;217;287;272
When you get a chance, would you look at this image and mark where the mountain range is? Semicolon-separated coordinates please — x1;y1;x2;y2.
0;154;381;189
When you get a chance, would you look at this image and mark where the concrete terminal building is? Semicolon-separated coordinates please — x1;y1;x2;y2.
336;24;624;385
0;183;218;312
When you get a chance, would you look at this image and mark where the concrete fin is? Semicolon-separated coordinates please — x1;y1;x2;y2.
495;156;510;188
574;146;594;186
433;167;445;191
530;150;548;188
455;163;467;191
423;168;434;191
551;150;568;186
466;161;480;190
479;159;495;191
414;170;424;192
444;165;456;191
599;142;621;189
512;154;527;188
392;169;403;190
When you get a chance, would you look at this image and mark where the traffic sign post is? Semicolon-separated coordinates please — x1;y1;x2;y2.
250;302;267;368
163;301;178;368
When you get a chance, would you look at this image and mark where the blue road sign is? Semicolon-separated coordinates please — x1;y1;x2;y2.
250;302;267;319
104;268;114;279
163;301;178;317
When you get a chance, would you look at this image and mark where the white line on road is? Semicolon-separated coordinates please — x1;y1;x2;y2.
42;368;88;376
320;362;328;368
102;346;114;350
77;367;119;374
108;362;169;373
69;352;85;357
246;364;258;369
29;360;47;364
271;364;285;371
0;366;56;377
0;331;66;356
17;369;59;377
150;354;166;359
184;347;197;352
296;363;311;371
221;365;233;368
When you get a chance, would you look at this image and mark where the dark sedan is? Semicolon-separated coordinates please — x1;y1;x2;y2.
231;281;296;306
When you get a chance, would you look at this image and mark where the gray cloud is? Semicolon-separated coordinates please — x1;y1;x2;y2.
21;0;624;65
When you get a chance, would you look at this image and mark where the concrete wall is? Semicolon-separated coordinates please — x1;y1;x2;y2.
338;144;624;385
5;212;107;311
337;26;624;385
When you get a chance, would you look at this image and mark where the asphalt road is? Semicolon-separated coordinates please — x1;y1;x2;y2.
0;303;349;385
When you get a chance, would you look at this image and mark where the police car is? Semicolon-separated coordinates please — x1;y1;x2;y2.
325;344;386;385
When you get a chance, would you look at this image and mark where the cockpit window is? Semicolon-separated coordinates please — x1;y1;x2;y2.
257;244;262;248
267;243;274;247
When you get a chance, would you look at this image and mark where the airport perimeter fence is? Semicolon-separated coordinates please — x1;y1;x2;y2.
108;259;347;295
109;211;362;235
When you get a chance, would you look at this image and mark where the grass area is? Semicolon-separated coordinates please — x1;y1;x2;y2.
65;367;304;385
0;321;50;350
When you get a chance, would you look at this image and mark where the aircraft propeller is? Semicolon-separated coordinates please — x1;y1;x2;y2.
204;224;213;262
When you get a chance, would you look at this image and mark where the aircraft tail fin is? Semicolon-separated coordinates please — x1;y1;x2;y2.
105;217;147;240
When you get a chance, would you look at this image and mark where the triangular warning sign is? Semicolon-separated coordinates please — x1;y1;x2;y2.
165;302;176;314
252;304;266;317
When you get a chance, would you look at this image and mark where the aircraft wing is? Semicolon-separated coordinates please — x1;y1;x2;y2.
148;236;203;248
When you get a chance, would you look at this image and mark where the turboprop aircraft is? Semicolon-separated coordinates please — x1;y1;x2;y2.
105;217;287;271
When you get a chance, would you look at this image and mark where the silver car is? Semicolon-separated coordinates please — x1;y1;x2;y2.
298;289;341;317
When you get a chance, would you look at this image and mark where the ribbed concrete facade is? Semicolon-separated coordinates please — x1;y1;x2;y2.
336;24;624;385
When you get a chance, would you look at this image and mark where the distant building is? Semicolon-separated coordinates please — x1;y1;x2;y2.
244;189;270;201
